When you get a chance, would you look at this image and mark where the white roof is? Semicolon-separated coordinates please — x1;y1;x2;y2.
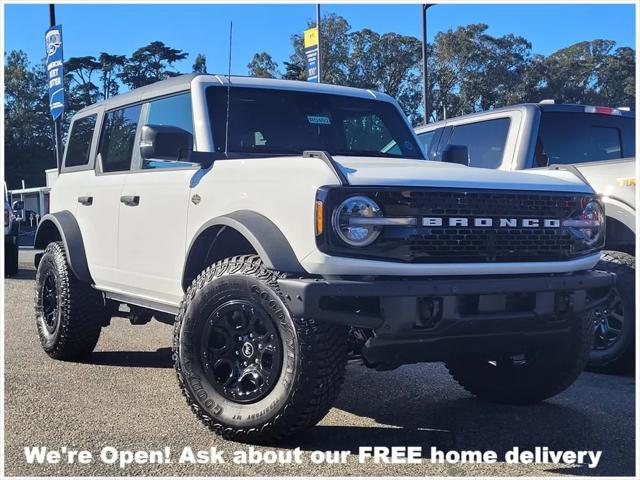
76;74;396;115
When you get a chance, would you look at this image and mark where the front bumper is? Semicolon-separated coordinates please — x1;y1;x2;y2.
278;270;615;366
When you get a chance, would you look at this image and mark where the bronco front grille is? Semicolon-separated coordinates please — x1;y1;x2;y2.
317;187;598;263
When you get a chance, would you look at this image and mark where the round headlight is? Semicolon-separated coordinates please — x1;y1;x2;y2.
564;200;604;246
581;200;605;245
332;196;382;247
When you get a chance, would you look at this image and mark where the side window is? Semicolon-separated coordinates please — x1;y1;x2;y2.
98;104;142;173
142;93;195;169
418;130;435;149
418;127;444;160
64;114;97;168
447;118;510;169
538;112;631;165
621;117;635;158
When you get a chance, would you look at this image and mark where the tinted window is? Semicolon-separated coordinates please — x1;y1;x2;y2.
418;130;435;150
446;118;510;168
207;86;423;159
537;112;635;166
416;128;448;160
98;105;141;172
143;93;195;169
65;115;96;167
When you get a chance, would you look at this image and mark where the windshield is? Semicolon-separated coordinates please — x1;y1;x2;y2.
206;86;424;159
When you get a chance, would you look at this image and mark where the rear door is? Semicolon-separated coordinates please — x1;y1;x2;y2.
51;111;99;216
75;103;141;291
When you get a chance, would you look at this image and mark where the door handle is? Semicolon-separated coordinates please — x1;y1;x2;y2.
77;196;93;206
120;195;140;206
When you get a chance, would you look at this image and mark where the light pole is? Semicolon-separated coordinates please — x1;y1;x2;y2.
421;4;434;125
316;4;322;83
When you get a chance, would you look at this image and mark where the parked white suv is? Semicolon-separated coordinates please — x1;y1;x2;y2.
35;75;614;443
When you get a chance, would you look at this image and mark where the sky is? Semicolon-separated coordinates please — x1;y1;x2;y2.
3;3;636;76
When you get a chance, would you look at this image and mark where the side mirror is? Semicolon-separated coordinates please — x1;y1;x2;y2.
441;144;470;166
140;125;216;169
12;201;24;211
140;124;193;162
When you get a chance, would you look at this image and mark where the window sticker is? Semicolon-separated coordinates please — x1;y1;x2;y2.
307;115;331;125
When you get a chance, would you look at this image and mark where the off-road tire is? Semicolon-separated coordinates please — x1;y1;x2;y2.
35;241;106;360
173;255;348;444
445;312;593;404
588;250;635;372
4;241;18;276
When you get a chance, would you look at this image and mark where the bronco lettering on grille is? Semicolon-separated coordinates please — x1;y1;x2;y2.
422;217;561;228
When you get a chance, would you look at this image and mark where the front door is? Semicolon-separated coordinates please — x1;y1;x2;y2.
116;92;198;306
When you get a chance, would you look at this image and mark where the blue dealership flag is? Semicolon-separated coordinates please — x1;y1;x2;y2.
45;25;64;120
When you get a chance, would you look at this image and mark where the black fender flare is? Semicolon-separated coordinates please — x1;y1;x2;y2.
34;211;94;284
183;210;307;289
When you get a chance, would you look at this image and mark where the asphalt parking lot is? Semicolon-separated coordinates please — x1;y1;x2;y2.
4;259;636;477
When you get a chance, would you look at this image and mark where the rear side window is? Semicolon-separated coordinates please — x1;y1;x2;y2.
98;104;142;173
64;114;96;168
537;112;635;166
446;118;510;168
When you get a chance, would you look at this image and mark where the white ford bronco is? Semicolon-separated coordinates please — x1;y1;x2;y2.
35;74;614;443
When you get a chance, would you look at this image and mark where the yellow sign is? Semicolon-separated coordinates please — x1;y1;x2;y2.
617;177;637;187
304;27;318;48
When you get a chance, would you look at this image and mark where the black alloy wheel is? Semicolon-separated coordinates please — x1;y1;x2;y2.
41;271;60;334
592;288;625;351
202;300;283;403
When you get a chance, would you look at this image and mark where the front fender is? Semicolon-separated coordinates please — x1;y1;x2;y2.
184;210;307;289
603;196;636;235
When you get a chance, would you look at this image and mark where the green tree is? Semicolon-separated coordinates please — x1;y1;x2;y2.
98;52;126;99
247;52;279;78
282;61;304;81
597;46;636;107
64;55;101;110
192;53;207;73
4;50;55;188
428;24;535;120
537;40;635;106
540;40;613;103
348;29;423;122
119;41;187;89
